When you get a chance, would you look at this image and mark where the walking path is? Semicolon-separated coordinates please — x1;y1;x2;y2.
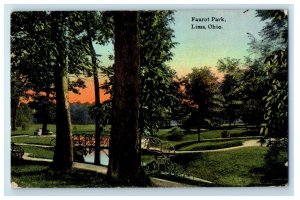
14;143;53;148
175;139;264;154
21;153;194;187
12;137;265;188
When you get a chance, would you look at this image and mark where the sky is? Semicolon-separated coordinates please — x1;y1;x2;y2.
69;9;266;103
169;9;265;75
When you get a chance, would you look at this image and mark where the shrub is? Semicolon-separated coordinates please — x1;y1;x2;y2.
179;140;243;151
230;130;259;137
262;138;288;185
221;130;230;138
165;127;185;141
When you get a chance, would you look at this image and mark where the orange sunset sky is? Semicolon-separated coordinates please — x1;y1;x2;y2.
68;79;110;104
68;68;223;104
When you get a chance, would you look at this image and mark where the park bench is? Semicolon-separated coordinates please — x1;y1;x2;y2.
11;143;24;161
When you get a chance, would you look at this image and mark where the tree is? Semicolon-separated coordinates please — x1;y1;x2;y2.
100;11;178;136
10;70;29;130
11;11;89;135
220;74;242;128
139;11;178;135
16;103;33;130
11;11;56;133
79;11;113;165
217;57;240;74
70;103;93;124
11;11;100;170
107;11;144;184
183;67;223;141
50;11;73;171
30;96;56;125
256;10;288;138
217;57;243;128
240;58;266;129
250;10;288;184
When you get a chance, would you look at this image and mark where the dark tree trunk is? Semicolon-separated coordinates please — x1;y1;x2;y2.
108;11;142;184
11;99;18;131
42;90;50;134
89;36;102;165
197;127;201;142
51;11;73;171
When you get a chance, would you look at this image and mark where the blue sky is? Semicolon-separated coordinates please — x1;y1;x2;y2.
95;9;266;77
169;9;265;76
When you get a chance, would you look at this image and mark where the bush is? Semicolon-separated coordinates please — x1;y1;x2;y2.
221;130;230;138
16;104;33;130
179;140;243;151
174;141;198;150
165;127;185;141
262;138;288;185
230;130;259;137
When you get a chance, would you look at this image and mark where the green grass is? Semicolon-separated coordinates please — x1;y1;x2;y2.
21;145;54;159
177;140;244;151
12;124;111;136
11;160;114;187
11;124;56;136
172;147;269;186
12;136;55;146
156;127;255;142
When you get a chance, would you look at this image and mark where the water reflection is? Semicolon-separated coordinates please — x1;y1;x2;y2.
84;149;109;166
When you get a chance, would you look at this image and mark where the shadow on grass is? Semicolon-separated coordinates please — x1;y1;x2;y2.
11;159;152;188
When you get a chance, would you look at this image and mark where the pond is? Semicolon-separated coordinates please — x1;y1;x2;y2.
83;149;109;166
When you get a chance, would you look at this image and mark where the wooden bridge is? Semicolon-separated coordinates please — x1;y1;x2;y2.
69;134;175;156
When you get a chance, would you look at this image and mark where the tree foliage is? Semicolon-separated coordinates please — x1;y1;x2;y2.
256;10;288;138
16;103;33;130
100;11;178;135
183;67;223;131
139;11;178;135
217;58;243;128
10;11;90;134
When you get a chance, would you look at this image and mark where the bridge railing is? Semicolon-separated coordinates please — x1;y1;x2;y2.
51;134;175;156
141;136;175;155
72;134;110;148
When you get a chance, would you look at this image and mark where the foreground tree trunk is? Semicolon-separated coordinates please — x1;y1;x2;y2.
108;11;142;184
51;11;73;171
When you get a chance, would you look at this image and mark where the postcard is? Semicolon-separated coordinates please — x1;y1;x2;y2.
9;8;289;192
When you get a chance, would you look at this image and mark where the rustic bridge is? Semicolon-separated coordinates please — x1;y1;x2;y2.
68;134;175;156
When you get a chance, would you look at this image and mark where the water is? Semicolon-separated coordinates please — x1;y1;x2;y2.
83;150;146;166
83;149;109;166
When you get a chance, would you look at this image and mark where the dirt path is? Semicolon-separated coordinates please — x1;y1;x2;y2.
20;154;193;187
15;138;263;187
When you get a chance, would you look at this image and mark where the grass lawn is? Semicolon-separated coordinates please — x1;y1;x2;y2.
11;136;54;146
12;124;111;136
156;127;259;142
172;147;269;186
11;124;56;136
21;145;54;159
177;140;244;151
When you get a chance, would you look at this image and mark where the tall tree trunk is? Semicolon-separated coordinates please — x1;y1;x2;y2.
51;11;73;171
108;11;142;184
197;127;201;142
42;90;50;134
88;36;102;165
11;99;18;131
